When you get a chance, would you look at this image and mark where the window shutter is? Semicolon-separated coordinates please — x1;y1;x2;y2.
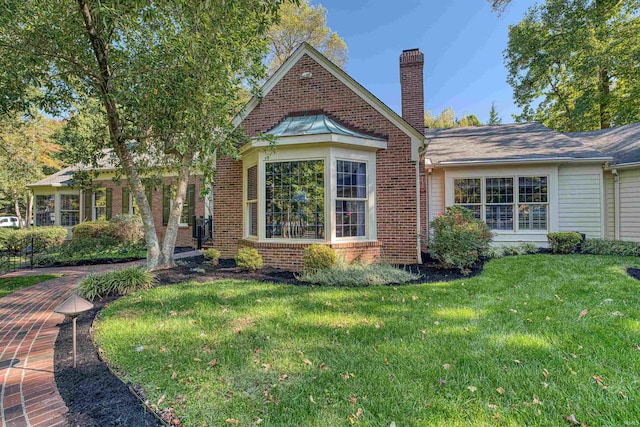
162;184;170;226
105;188;112;220
145;185;153;210
188;184;196;226
83;191;92;222
122;188;130;214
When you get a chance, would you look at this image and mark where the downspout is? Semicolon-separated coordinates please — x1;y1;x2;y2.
416;161;422;264
425;158;433;243
612;168;620;239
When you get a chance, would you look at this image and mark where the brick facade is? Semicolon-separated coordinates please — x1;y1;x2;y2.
92;176;204;247
213;50;424;269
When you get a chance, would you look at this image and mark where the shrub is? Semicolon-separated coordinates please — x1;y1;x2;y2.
202;248;221;265
428;206;493;273
581;238;640;256
483;242;539;259
78;266;155;301
300;263;420;287
303;244;337;273
72;221;112;240
547;232;583;254
109;214;144;244
235;247;263;271
2;227;68;253
32;253;58;267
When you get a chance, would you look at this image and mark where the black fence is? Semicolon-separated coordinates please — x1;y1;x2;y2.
0;236;46;275
192;216;213;250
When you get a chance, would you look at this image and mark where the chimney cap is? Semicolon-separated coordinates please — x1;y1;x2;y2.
400;48;424;64
402;48;420;53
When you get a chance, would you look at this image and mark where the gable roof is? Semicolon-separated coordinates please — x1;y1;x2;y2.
233;43;424;161
566;122;640;166
425;123;611;166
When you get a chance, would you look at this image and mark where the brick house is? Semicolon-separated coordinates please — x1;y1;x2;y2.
29;43;640;269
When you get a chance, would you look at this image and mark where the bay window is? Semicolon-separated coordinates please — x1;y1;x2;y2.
453;175;548;232
35;195;55;226
61;194;80;227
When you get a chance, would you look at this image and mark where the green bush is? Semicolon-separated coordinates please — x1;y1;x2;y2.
428;206;493;273
235;247;263;271
72;221;112;240
300;263;420;287
202;248;221;265
2;227;68;253
303;244;337;273
44;236;146;262
547;232;583;254
78;266;155;301
483;242;539;259
32;253;58;267
581;238;640;256
109;214;144;244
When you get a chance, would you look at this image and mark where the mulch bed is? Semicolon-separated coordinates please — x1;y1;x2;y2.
627;267;640;281
54;254;482;425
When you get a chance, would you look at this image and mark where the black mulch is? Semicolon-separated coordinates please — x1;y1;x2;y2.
628;267;640;281
54;299;161;427
54;253;482;426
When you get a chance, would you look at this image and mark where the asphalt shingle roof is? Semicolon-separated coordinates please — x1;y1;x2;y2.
566;122;640;166
425;123;609;164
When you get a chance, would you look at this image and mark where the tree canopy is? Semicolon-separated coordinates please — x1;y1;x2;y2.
425;108;483;129
504;0;640;131
266;0;347;74
487;101;503;125
0;0;285;269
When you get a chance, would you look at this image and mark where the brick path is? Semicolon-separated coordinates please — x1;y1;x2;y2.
0;251;199;427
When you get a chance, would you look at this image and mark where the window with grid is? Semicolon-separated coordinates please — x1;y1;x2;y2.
518;176;548;230
336;160;367;238
453;178;482;219
60;195;80;227
94;189;107;220
265;160;325;239
485;177;514;230
247;165;258;237
35;195;55;226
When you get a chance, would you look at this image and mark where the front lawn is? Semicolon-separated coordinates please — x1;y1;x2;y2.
0;274;60;298
94;255;640;426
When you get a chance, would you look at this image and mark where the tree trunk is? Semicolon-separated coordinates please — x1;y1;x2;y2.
25;192;33;228
12;190;24;228
599;67;611;129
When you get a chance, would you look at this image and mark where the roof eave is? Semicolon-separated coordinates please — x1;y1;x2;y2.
432;156;613;167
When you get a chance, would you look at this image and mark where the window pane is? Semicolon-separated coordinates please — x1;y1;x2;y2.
35;195;55;226
454;178;481;204
248;201;257;236
60;194;79;227
247;165;258;201
265;160;324;239
519;204;548;230
486;178;513;204
518;176;548;203
486;205;513;230
336;200;366;237
459;205;482;219
337;160;366;199
94;189;107;220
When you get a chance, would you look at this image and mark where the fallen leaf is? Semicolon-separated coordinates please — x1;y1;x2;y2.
579;309;588;319
193;358;201;362
611;311;623;317
171;371;178;380
353;408;363;419
541;381;549;388
493;413;500;420
467;385;477;392
340;372;351;380
532;395;543;405
170;311;177;316
562;414;580;425
384;358;389;365
619;391;626;398
303;358;312;366
497;387;505;394
135;345;145;352
488;404;497;410
545;316;551;321
412;295;418;301
543;368;549;380
255;418;263;425
309;395;316;404
438;378;446;387
262;363;271;371
157;395;165;406
188;319;196;325
349;395;357;406
159;347;167;353
509;309;518;313
514;359;522;364
433;321;440;326
225;419;239;425
442;364;451;370
209;359;219;368
592;375;608;390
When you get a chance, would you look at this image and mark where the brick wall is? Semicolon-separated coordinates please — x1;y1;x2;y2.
399;49;425;133
92;176;204;247
214;53;420;266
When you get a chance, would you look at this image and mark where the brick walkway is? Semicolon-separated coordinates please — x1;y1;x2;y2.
0;251;199;427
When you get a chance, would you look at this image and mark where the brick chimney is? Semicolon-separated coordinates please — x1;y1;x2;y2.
400;48;425;133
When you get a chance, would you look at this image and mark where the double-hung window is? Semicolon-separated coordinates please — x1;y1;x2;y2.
61;194;80;227
453;176;548;232
35;195;55;226
247;165;258;237
336;160;367;238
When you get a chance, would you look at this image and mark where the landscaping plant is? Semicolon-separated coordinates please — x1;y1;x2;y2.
483;242;539;259
202;248;221;265
303;244;337;273
78;267;155;301
109;214;144;245
1;226;67;253
581;238;640;257
547;232;583;254
300;262;419;287
72;221;113;240
429;206;493;273
235;247;263;271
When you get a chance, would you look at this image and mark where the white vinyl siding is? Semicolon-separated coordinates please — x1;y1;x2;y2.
557;165;603;238
603;172;615;239
619;168;640;242
429;169;445;222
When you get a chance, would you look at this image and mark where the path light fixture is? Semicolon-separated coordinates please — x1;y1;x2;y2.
54;294;94;368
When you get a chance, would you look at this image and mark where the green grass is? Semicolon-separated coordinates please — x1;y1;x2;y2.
94;255;640;426
0;274;60;298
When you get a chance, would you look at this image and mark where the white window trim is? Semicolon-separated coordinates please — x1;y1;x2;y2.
243;145;378;244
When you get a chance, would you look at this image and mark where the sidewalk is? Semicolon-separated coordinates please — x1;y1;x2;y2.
0;251;199;427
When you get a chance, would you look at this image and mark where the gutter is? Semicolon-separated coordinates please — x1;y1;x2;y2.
415;161;422;264
604;161;640;171
611;168;620;240
437;156;613;167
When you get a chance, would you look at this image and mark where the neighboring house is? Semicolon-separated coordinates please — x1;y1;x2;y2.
567;123;640;242
29;42;639;269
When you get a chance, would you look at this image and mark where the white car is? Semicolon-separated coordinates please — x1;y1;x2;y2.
0;216;20;228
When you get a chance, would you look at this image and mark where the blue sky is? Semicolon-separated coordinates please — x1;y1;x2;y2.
319;0;538;124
